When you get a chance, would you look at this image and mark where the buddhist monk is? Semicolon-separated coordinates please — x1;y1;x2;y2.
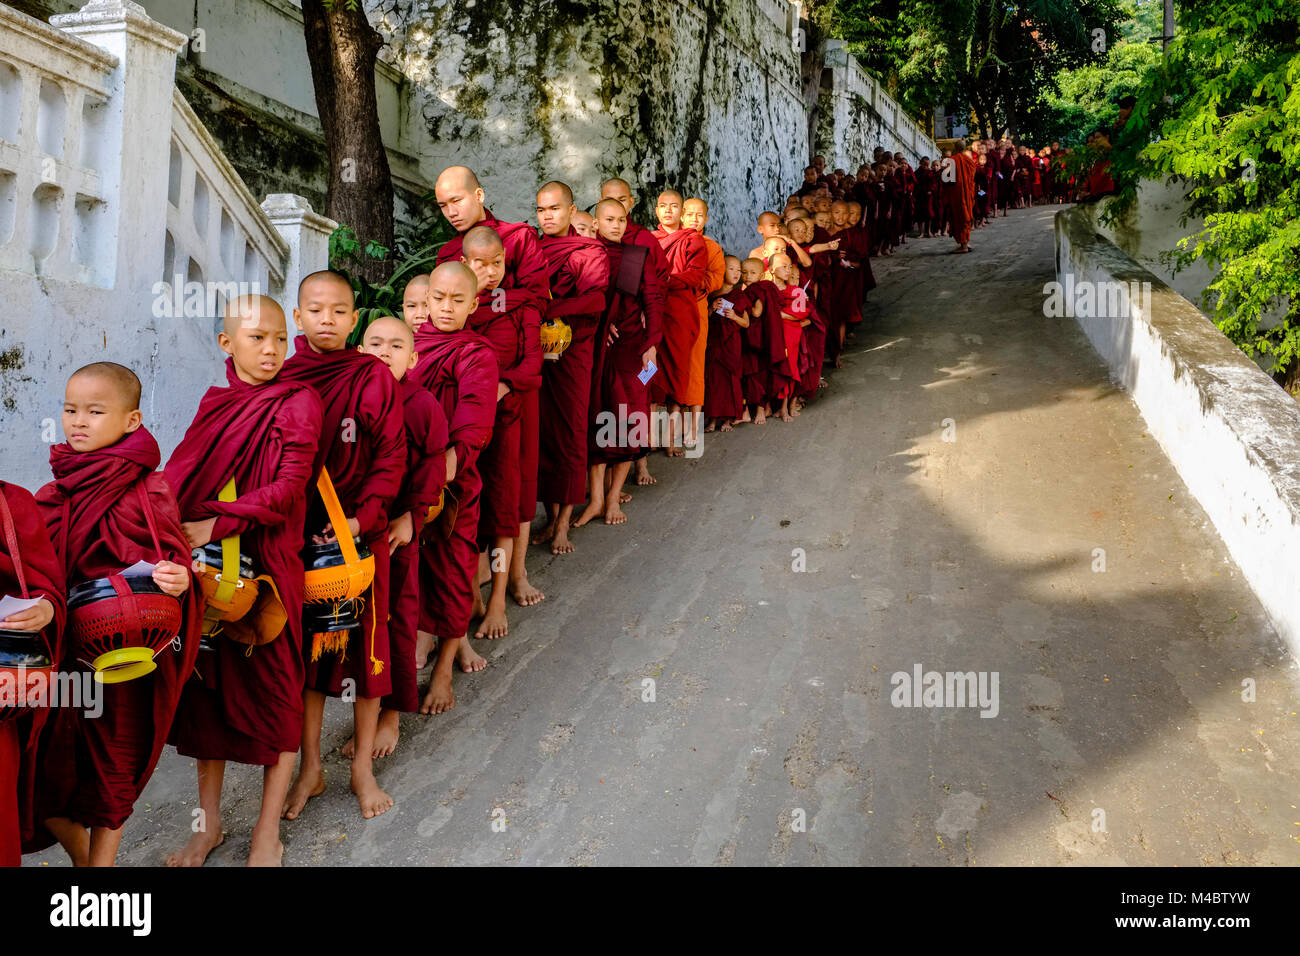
534;181;609;555
769;253;811;422
458;226;542;640
164;295;322;867
0;480;64;868
34;362;201;866
357;317;448;758
572;210;597;238
943;139;977;253
434;165;549;611
703;255;747;432
648;188;704;461
748;212;785;262
599;177;668;488
408;263;498;714
732;260;792;423
680;197;725;450
278;271;406;821
575;198;660;526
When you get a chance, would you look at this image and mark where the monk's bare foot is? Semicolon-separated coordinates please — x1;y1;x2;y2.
420;672;455;714
619;491;632;503
471;588;487;620
604;502;628;525
350;765;393;819
550;524;575;554
665;446;684;458
754;407;767;425
635;460;656;485
373;709;400;758
834;357;844;369
457;640;487;673
720;420;734;432
779;410;793;422
341;735;356;759
282;765;325;820
246;825;283;867
510;578;545;607
415;630;434;670
475;603;509;639
740;408;752;423
166;826;224;867
530;520;557;546
572;498;604;528
704;421;717;433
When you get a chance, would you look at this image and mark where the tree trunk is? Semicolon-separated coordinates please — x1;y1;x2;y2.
800;29;828;159
302;0;394;284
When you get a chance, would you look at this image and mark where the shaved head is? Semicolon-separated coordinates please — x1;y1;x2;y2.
69;361;140;410
600;178;635;214
298;269;353;306
537;180;574;206
435;165;487;233
222;294;285;338
365;314;414;348
462;225;504;255
657;189;683;205
600;177;631;195
436;165;482;193
429;261;477;295
571;210;597;238
594;198;625;218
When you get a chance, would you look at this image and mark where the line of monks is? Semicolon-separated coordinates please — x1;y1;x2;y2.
0;144;1056;868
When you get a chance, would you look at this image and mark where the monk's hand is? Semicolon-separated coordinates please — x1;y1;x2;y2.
388;511;414;555
828;239;841;250
1;597;54;632
444;447;458;484
607;325;621;347
181;517;218;550
153;560;190;597
641;346;657;372
497;381;510;402
322;517;362;543
723;308;740;321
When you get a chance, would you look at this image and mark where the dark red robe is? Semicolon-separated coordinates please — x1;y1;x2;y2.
32;428;201;840
164;360;322;765
590;238;662;463
410;328;497;638
539;230;609;505
703;290;744;420
944;153;977;245
0;481;64;865
436;207;550;311
384;376;448;713
731;280;792;405
650;226;709;407
469;292;542;544
279;339;406;700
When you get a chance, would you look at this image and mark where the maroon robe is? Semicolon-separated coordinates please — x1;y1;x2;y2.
384;376;448;713
410;328;497;638
436;207;551;311
279;339;406;700
731;280;793;405
32;428;201;840
944;153;977;245
469;293;542;544
703;291;744;420
539;230;609;505
651;226;709;406
0;481;65;865
791;254;827;399
164;360;322;765
590;238;662;463
824;225;873;358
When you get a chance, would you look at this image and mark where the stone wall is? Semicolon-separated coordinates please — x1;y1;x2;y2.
367;0;809;253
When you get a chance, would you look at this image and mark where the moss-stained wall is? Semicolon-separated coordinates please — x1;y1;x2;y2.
367;0;807;253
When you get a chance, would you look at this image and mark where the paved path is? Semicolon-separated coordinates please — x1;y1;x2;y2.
43;205;1300;866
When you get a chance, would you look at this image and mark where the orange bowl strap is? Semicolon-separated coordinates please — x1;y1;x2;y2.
316;468;361;568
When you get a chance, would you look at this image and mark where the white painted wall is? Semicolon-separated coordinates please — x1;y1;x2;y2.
1056;205;1300;660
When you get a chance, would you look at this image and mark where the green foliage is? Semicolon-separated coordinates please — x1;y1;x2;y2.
1041;40;1159;145
328;203;455;345
1106;0;1300;383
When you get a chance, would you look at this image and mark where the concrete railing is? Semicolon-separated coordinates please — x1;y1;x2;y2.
821;39;938;168
0;1;118;286
1056;205;1300;659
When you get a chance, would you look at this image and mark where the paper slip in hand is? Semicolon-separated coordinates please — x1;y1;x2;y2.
715;298;734;314
637;361;658;385
0;594;41;621
121;560;158;577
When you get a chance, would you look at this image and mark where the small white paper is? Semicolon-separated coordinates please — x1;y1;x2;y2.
715;298;734;314
0;594;41;621
121;560;157;577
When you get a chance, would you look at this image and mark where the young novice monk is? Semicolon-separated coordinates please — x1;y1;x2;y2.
278;271;406;821
408;264;498;714
703;255;748;433
34;363;200;866
732;259;792;424
575;198;660;526
769;253;812;422
357;317;448;758
461;226;542;641
0;480;64;867
164;295;322;867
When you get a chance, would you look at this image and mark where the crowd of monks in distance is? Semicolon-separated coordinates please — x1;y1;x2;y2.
0;138;1074;868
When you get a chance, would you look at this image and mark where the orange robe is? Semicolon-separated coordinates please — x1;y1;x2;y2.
687;234;726;407
651;226;709;406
